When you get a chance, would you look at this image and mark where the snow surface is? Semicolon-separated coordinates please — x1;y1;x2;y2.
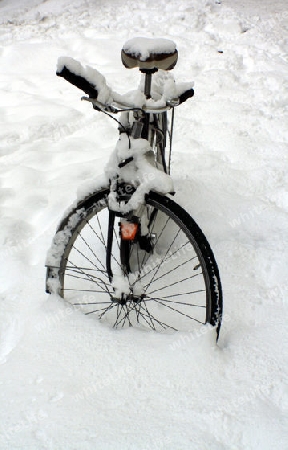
0;0;288;449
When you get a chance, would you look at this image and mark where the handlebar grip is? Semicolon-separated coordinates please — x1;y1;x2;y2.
56;62;98;98
179;88;194;104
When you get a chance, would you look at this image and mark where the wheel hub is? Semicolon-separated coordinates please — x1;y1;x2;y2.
112;293;146;305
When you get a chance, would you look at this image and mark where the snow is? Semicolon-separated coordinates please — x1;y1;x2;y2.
57;57;114;103
123;37;176;60
0;0;288;449
45;207;84;270
105;135;174;214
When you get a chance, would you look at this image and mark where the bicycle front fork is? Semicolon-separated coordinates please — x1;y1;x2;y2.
106;203;156;303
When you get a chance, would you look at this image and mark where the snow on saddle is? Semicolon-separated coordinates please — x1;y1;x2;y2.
121;37;178;71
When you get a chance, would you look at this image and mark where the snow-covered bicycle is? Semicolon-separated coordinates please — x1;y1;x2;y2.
46;37;223;338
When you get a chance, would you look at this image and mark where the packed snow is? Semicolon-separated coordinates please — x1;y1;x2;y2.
0;0;288;449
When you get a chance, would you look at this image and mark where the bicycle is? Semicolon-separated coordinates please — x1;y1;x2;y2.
45;37;223;339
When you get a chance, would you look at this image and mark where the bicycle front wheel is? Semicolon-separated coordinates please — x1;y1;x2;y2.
46;189;222;336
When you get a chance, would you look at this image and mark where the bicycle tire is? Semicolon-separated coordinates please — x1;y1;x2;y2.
46;188;223;338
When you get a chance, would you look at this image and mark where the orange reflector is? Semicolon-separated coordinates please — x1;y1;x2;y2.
120;222;138;240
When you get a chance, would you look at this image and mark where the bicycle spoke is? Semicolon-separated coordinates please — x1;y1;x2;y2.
144;227;181;292
148;298;205;308
65;266;107;274
65;272;109;289
65;267;110;293
139;301;177;331
66;258;111;294
96;212;107;244
113;227;121;251
72;244;106;276
84;217;106;249
157;290;205;299
84;212;122;270
66;290;112;295
124;304;133;327
140;214;170;269
147;297;204;324
147;255;199;287
73;300;112;305
137;302;156;330
113;303;126;328
148;272;202;295
78;231;106;272
98;302;115;319
48;264;106;273
85;302;115;316
133;227;195;290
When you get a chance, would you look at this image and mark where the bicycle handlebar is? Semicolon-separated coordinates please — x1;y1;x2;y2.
56;57;194;109
81;96;180;114
179;88;194;104
57;65;98;98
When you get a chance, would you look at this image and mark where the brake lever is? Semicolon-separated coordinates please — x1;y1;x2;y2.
81;96;119;113
166;98;180;107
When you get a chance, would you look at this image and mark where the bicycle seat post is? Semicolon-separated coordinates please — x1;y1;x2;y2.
140;68;157;99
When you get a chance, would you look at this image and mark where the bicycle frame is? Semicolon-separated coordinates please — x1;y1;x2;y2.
104;70;172;299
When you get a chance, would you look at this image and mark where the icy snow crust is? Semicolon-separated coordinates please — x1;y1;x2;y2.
1;0;288;449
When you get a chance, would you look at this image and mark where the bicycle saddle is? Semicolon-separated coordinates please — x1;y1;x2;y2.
121;37;178;71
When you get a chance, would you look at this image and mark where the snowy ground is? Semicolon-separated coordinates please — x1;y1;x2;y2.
0;0;288;448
